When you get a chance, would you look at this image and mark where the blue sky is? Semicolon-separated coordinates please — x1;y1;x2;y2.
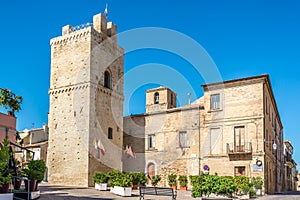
0;1;299;167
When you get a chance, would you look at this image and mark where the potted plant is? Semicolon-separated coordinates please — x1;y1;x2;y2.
23;160;46;191
93;172;109;191
0;137;12;194
252;177;263;196
178;175;188;190
129;172;147;189
112;173;132;196
107;170;123;192
168;174;177;190
138;172;147;187
151;175;161;187
234;176;251;199
12;158;23;190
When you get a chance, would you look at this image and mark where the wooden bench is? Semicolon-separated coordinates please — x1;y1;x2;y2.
139;186;177;200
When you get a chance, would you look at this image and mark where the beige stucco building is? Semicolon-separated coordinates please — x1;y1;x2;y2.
16;124;49;163
46;12;297;193
124;75;287;194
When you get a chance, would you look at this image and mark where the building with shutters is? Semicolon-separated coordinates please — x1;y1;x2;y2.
123;74;287;194
46;12;294;193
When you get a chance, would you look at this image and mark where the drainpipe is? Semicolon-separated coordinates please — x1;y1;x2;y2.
198;105;204;175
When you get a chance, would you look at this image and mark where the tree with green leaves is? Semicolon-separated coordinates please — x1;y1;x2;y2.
0;88;23;115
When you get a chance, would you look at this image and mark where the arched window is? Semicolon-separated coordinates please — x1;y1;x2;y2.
154;92;159;104
104;71;111;88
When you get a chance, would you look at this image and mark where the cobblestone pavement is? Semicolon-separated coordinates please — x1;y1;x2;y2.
39;184;193;200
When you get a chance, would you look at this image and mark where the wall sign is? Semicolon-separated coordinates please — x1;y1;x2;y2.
253;164;263;172
256;160;263;167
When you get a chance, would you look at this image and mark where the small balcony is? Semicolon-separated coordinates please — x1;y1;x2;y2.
227;142;252;155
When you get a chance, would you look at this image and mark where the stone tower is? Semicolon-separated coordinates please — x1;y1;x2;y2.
47;13;124;187
146;86;176;113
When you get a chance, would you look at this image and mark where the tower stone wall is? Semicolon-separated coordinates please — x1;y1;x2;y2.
47;13;124;187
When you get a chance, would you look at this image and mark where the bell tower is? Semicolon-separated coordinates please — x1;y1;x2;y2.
47;13;124;187
146;86;176;113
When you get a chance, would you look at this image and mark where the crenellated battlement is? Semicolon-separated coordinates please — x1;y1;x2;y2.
50;13;117;46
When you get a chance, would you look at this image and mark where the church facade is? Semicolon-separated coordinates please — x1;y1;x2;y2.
46;12;289;193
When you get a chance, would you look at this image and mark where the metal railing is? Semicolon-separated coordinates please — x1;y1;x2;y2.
69;22;93;33
227;142;252;154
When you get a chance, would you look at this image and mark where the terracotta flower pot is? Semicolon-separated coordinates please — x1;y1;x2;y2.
180;186;187;191
170;186;177;190
132;184;138;189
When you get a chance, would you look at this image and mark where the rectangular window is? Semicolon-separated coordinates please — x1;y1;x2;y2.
210;128;222;154
148;134;155;149
108;127;113;139
179;131;188;148
211;94;221;110
234;166;246;176
234;126;245;152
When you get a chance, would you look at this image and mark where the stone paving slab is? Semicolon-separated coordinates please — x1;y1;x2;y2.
39;183;300;200
39;183;194;200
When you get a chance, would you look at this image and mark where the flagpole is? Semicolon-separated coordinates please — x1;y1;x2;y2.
104;3;108;18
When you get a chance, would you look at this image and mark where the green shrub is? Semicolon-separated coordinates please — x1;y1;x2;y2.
23;160;46;182
128;172;147;186
179;175;188;187
107;170;123;187
191;174;237;198
93;172;109;184
0;136;12;186
168;174;177;187
252;177;263;189
107;170;133;187
151;175;161;186
189;175;198;186
249;188;256;198
234;176;251;194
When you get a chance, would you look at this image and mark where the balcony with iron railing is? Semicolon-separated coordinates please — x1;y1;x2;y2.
227;142;252;155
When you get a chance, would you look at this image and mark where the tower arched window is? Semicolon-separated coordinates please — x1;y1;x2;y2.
104;71;111;89
154;92;159;104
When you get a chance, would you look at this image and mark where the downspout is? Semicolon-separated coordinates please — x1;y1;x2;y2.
198;105;204;175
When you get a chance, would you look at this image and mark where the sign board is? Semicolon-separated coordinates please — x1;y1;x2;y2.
253;164;263;172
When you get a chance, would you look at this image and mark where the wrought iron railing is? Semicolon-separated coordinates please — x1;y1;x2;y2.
227;142;252;154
